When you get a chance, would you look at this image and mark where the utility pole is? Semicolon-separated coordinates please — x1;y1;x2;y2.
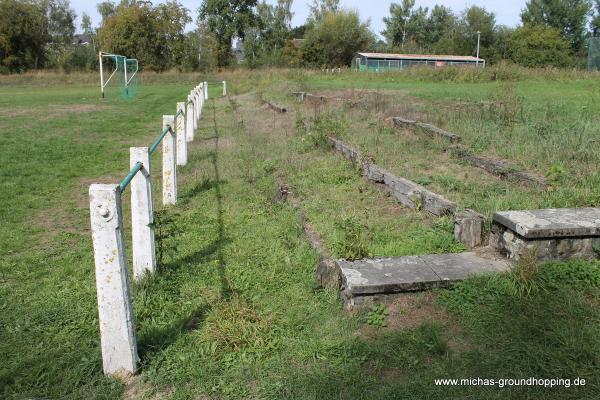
476;31;481;67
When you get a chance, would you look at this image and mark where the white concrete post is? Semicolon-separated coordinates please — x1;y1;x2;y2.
223;81;227;96
130;147;155;280
176;102;187;166
204;81;208;100
186;96;194;142
198;88;204;121
195;87;200;113
89;184;138;375
162;115;177;205
193;88;199;129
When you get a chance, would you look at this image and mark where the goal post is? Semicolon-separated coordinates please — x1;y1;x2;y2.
99;51;140;99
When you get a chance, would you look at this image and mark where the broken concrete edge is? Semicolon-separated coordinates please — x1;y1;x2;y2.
493;208;600;239
324;136;482;249
273;174;341;289
449;146;547;189
326;136;456;216
386;115;462;144
415;122;462;143
490;221;600;261
264;100;287;113
338;252;511;309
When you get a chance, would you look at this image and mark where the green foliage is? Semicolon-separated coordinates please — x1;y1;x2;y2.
366;304;389;327
521;0;592;52
546;164;566;186
506;248;544;298
333;215;371;260
0;0;48;72
302;9;375;67
508;24;573;68
97;0;191;71
198;0;259;67
243;0;293;68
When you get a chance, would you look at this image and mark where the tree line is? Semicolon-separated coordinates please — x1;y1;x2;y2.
1;0;600;73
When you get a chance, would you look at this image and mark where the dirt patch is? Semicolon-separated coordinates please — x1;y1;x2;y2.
120;374;174;400
0;103;108;120
356;292;473;354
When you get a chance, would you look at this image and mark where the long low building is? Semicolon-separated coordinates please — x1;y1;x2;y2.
354;52;485;71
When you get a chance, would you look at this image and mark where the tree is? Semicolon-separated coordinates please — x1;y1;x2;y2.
427;5;455;47
382;0;417;49
42;0;76;46
302;9;375;66
591;0;600;36
96;1;117;22
81;12;93;34
521;0;592;52
308;0;339;22
0;0;48;71
97;0;191;71
244;0;293;66
508;24;573;67
198;0;259;67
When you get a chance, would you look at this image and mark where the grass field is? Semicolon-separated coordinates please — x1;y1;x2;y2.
1;68;600;399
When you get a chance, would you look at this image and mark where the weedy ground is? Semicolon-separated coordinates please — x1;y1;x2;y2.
1;69;600;399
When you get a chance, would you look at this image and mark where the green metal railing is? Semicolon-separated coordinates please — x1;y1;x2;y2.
149;126;173;155
117;88;201;193
119;162;143;192
118;123;172;193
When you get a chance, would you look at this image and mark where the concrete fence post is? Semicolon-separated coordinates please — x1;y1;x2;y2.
223;81;227;96
162;115;177;205
176;102;187;166
186;96;194;142
130;147;156;280
193;88;200;129
204;81;208;100
89;184;138;375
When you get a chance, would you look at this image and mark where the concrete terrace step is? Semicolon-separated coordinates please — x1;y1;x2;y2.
338;252;510;307
491;208;600;260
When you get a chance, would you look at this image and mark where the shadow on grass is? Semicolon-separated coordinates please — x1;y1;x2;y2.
137;98;235;361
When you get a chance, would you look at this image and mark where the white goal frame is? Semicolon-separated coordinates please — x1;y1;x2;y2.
99;51;139;98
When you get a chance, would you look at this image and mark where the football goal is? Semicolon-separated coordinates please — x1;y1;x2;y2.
99;51;139;99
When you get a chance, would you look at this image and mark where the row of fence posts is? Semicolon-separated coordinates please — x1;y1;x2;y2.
89;80;226;376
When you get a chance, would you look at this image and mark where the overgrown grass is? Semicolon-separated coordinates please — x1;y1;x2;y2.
2;69;600;399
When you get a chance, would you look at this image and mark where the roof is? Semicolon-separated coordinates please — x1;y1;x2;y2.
357;52;484;62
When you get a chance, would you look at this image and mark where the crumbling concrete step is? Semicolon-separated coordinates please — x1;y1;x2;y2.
491;208;600;261
338;252;510;307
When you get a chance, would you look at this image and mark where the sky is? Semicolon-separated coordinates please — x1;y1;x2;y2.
72;0;526;35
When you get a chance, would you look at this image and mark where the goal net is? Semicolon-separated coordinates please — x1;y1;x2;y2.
588;37;600;71
99;52;139;99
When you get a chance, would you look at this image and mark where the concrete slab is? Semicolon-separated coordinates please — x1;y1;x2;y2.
338;252;510;301
423;252;510;282
339;256;442;295
493;208;600;239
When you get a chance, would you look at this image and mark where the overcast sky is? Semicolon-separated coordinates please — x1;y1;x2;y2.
72;0;526;34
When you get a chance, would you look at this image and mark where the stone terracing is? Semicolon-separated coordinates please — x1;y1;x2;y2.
338;252;510;308
386;116;547;188
327;137;456;216
490;208;600;261
264;100;287;113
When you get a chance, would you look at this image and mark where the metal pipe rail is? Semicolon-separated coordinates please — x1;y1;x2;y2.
119;161;143;192
89;80;212;377
149;126;173;155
